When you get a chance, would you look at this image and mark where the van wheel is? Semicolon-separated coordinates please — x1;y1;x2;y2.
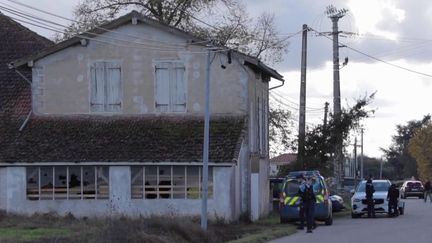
325;215;333;225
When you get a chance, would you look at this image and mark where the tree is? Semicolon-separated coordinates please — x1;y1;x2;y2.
58;0;289;64
408;123;432;181
269;106;295;157
278;94;375;177
382;115;431;179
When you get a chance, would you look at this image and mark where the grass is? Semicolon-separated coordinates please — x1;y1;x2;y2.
0;211;296;243
0;228;71;242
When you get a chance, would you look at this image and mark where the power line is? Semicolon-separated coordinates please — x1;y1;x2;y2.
310;27;432;78
3;0;210;46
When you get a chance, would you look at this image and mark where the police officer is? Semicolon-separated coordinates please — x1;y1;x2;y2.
366;177;376;218
297;174;306;230
387;184;399;217
301;176;316;233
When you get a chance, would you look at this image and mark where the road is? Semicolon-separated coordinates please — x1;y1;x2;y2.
269;198;432;243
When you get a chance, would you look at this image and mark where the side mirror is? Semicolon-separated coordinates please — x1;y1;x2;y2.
350;189;355;195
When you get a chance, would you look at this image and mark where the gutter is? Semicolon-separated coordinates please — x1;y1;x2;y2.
269;79;285;90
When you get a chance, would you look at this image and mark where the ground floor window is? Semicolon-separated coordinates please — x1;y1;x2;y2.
131;166;213;199
26;166;109;200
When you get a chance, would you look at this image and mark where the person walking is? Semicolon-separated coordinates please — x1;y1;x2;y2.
424;180;432;203
365;177;375;218
300;176;316;233
387;184;399;217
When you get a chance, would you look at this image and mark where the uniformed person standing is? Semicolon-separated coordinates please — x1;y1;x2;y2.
297;174;306;230
366;177;376;218
387;184;399;217
300;177;316;233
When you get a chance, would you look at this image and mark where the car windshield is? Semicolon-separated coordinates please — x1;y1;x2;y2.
356;181;390;192
283;177;324;196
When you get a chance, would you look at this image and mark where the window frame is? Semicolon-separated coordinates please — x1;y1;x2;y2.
153;61;187;113
89;61;122;113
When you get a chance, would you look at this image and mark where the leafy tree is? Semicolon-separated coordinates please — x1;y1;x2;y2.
278;94;375;177
269;106;295;157
408;123;432;181
382;115;431;179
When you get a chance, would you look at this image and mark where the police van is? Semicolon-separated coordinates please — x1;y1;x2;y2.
279;170;333;225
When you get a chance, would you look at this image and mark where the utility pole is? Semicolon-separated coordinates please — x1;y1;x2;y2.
354;137;357;187
323;102;329;129
298;24;308;169
326;5;348;190
360;128;364;180
201;47;211;230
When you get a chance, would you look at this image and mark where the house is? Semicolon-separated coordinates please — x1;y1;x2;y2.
269;153;297;177
1;11;284;221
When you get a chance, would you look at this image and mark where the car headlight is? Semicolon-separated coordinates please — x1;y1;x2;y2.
353;198;361;203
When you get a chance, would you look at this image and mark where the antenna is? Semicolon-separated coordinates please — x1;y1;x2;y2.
325;5;348;19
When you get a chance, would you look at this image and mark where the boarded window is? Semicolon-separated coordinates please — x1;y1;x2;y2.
26;166;109;200
131;165;213;200
90;62;121;112
155;62;186;112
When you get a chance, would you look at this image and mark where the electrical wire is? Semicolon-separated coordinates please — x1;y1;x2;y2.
3;0;210;46
310;27;432;78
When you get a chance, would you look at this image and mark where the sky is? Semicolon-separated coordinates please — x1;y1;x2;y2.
1;0;432;158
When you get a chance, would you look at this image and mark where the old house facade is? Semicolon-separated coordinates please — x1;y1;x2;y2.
1;11;284;221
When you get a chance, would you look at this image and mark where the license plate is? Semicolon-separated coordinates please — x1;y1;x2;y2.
412;189;418;191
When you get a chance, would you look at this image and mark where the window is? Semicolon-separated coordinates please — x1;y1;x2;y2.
131;166;213;199
90;62;121;112
155;62;186;112
26;166;109;200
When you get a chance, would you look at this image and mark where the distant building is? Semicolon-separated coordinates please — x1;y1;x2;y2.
269;153;297;177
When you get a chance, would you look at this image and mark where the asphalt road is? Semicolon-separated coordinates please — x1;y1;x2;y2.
269;198;432;243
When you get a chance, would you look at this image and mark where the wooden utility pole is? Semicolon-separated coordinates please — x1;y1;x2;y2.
298;24;308;169
354;137;358;187
326;5;347;190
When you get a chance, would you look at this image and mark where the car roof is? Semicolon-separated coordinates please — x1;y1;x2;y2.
359;179;390;183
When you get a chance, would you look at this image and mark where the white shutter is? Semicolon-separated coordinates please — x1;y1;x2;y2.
171;64;186;112
155;63;170;112
90;62;105;112
106;63;122;112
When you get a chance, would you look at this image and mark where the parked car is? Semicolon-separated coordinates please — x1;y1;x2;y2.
400;180;424;199
351;179;405;218
330;195;345;212
279;170;333;225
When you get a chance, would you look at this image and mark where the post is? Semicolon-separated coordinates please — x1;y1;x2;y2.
298;24;308;169
331;15;343;190
380;158;383;179
360;128;364;180
201;47;211;230
354;137;357;187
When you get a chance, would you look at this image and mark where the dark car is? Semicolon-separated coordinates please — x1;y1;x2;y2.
330;195;345;212
400;180;424;199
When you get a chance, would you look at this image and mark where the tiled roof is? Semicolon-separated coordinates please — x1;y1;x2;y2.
1;116;245;163
270;153;297;164
0;12;53;157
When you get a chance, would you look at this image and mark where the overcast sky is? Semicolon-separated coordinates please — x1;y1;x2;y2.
2;0;432;158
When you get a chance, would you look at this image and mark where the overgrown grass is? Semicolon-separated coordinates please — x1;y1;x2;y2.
0;211;296;243
0;228;71;242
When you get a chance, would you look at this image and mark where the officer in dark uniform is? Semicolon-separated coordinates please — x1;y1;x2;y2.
300;177;316;233
297;174;306;230
387;184;399;217
365;177;375;218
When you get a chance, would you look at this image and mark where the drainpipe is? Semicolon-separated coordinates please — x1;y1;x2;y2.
12;68;33;131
